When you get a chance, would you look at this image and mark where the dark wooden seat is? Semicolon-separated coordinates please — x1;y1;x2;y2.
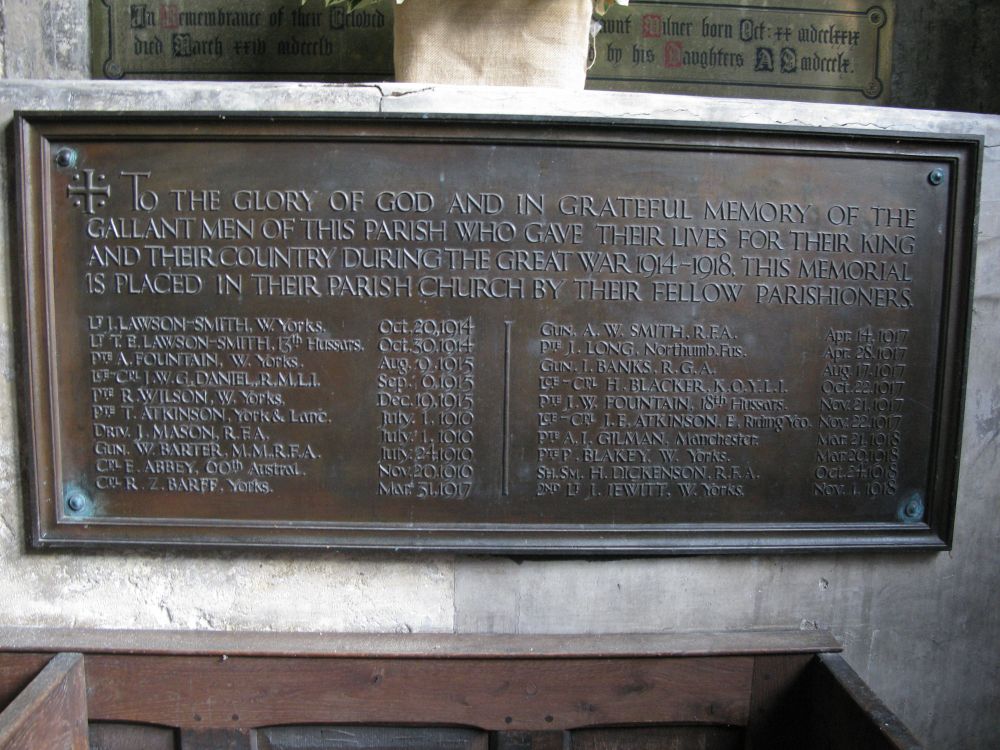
0;628;921;749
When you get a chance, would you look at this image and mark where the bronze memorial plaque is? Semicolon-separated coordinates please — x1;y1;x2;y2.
16;115;977;553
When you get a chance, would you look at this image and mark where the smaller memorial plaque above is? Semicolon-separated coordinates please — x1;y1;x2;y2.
17;114;976;554
91;0;393;80
587;0;894;103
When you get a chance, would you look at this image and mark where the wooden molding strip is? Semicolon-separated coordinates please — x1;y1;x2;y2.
84;654;756;731
0;627;840;659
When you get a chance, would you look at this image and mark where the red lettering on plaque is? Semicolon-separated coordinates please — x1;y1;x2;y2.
664;41;684;68
642;14;663;39
159;4;179;30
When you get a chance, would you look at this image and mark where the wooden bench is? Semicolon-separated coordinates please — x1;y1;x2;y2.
0;628;921;749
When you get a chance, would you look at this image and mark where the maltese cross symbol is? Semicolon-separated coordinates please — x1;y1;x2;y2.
67;170;111;215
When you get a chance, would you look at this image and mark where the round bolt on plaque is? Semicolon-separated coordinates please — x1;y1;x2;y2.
66;490;88;513
54;147;77;169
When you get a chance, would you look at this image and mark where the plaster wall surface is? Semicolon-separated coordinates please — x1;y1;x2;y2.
0;82;997;749
0;0;89;80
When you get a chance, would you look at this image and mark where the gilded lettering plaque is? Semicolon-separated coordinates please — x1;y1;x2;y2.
91;0;393;80
93;0;891;106
17;114;976;552
588;0;894;103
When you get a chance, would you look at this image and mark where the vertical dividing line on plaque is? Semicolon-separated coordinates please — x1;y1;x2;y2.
502;320;513;496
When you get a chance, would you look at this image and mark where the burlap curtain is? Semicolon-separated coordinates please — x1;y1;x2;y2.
394;0;593;88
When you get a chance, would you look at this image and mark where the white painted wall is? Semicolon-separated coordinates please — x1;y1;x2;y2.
0;80;996;749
